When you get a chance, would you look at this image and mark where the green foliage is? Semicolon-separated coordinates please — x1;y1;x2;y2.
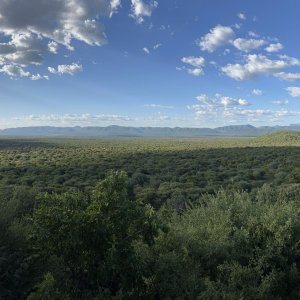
1;137;300;209
2;136;300;298
254;130;300;145
31;171;158;298
27;273;61;300
140;185;300;299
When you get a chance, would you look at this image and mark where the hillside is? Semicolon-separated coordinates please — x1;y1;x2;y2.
255;131;300;145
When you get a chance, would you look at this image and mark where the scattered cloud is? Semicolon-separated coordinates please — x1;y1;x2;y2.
181;56;205;76
186;92;300;125
248;31;259;38
191;93;250;110
252;89;263;96
275;72;300;82
48;63;83;75
144;104;174;109
0;64;30;78
232;38;266;52
153;43;162;50
272;100;289;105
0;113;191;129
30;74;49;81
198;25;235;52
0;0;157;79
222;54;300;80
4;114;131;127
181;56;205;67
48;41;59;54
130;0;158;24
265;43;283;52
143;47;150;54
237;13;246;21
187;68;204;76
286;87;300;97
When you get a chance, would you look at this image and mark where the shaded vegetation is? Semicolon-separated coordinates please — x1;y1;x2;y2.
1;132;300;298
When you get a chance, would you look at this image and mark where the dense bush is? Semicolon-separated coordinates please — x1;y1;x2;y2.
1;137;300;298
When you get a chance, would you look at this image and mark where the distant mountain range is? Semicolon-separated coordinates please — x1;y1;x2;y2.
0;124;300;138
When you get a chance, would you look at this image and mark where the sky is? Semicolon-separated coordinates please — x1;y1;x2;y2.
1;0;300;129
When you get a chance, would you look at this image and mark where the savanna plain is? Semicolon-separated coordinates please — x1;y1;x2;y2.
2;131;300;299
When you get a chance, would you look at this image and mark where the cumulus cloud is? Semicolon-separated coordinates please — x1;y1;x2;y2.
187;68;204;76
0;0;157;79
265;43;283;52
0;64;30;77
286;87;300;97
192;93;250;111
188;93;300;125
232;38;266;52
274;72;300;82
130;0;158;24
252;89;263;96
48;63;83;75
30;74;49;81
48;41;59;54
181;56;205;67
181;56;205;76
0;0;121;48
222;54;300;80
198;25;235;52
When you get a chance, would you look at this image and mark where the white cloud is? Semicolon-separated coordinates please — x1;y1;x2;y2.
180;56;206;76
222;54;300;80
48;41;59;54
198;25;235;52
188;93;300;125
143;47;150;54
144;104;174;109
248;31;259;38
223;49;231;55
194;93;250;109
0;64;30;77
48;63;83;75
0;1;118;49
110;0;122;15
187;68;204;76
272;100;289;105
252;89;263;96
181;56;205;67
237;13;246;20
30;74;49;81
3;113;132;128
274;72;300;82
130;0;158;24
232;38;266;52
0;0;157;79
286;87;300;97
153;43;162;50
265;43;283;53
220;96;250;107
222;108;300;122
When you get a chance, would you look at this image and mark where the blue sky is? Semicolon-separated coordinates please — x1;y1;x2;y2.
1;0;300;128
